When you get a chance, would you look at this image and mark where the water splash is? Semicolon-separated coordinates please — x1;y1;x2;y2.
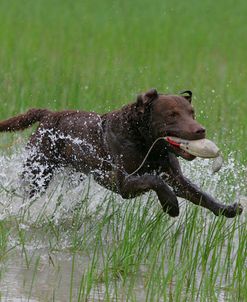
181;155;246;203
0;143;246;223
0;142;246;302
0;144;111;222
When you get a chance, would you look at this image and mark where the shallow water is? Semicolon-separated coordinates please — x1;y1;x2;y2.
0;145;246;301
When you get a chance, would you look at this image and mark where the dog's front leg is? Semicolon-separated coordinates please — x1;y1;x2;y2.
166;153;243;218
116;171;179;217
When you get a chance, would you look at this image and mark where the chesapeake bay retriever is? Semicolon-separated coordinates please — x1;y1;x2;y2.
0;89;242;217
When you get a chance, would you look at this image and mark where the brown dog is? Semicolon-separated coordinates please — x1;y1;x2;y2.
0;89;242;217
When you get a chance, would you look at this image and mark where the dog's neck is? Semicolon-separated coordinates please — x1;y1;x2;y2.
122;102;155;148
101;103;151;144
101;103;169;158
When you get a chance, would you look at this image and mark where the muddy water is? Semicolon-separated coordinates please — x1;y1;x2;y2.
0;146;246;301
1;251;84;302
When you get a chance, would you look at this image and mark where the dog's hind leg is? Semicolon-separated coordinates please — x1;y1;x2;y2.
22;128;58;198
22;154;55;198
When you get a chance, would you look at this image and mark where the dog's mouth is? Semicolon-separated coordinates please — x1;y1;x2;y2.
165;136;196;161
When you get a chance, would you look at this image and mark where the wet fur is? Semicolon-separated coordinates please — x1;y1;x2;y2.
0;89;242;218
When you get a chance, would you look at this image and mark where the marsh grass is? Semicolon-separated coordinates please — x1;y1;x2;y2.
0;185;246;301
0;0;246;301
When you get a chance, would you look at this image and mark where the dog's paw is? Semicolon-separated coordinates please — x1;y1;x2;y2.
166;205;180;217
223;202;243;218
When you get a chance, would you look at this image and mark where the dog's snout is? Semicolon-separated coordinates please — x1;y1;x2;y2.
196;127;206;135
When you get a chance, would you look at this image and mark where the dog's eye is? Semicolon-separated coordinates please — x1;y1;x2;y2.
169;111;178;118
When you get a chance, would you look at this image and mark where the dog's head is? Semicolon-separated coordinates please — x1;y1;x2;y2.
135;88;206;160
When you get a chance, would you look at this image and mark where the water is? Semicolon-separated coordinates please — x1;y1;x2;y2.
0;144;245;222
0;144;246;301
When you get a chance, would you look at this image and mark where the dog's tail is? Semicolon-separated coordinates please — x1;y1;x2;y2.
0;108;50;132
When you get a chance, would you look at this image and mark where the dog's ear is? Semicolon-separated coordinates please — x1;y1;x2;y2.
136;94;145;113
180;90;192;103
144;88;158;99
136;88;158;114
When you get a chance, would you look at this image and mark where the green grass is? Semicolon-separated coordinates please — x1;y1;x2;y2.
1;193;246;301
0;0;246;301
0;0;246;161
